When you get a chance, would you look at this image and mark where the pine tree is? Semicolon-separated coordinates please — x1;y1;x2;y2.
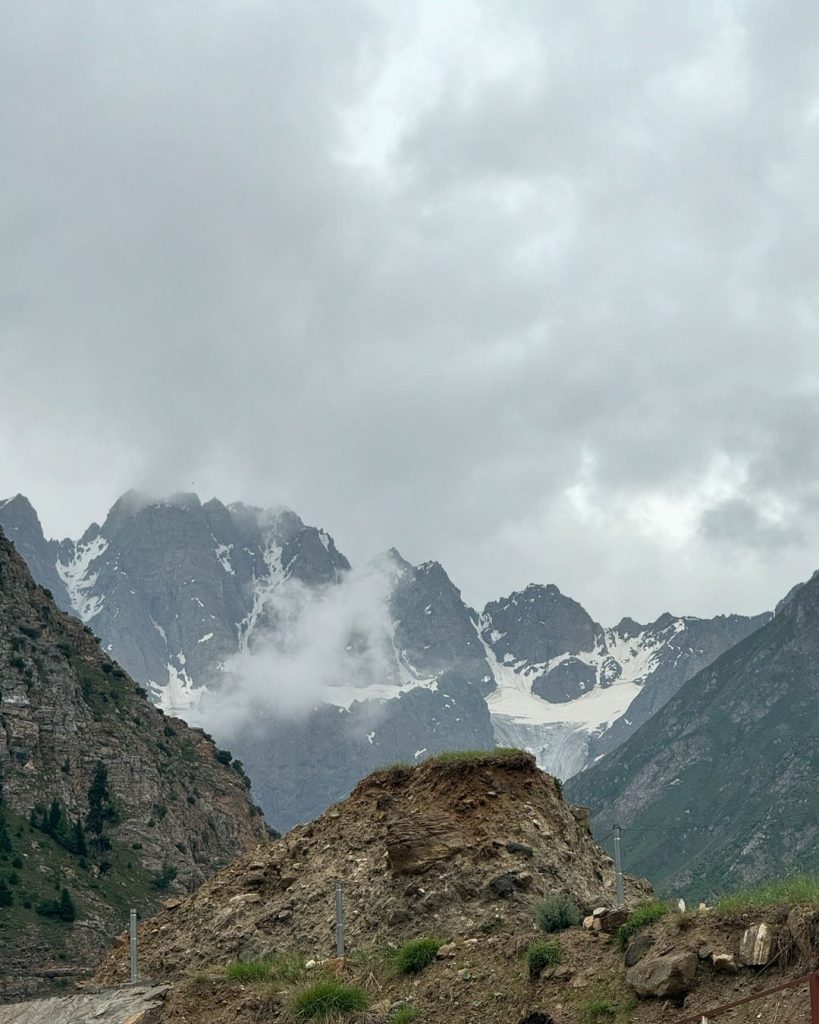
47;797;63;836
72;820;88;858
0;878;13;908
86;760;121;856
58;887;76;922
0;813;11;854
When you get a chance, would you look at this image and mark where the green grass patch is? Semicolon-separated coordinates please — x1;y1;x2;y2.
226;959;271;982
392;937;443;975
424;747;531;771
533;893;581;933
388;1007;420;1024
715;875;819;915
582;999;617;1022
571;979;637;1024
527;938;561;980
616;900;669;950
225;952;305;985
289;979;368;1019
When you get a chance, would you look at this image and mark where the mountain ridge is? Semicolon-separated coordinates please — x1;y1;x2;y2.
1;492;771;829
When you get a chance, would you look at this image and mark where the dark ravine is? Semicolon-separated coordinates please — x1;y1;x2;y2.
0;527;268;999
565;570;819;899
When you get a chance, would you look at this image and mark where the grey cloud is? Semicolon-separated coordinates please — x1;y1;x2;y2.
2;0;819;625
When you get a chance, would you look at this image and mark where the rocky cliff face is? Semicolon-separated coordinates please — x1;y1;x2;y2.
1;493;769;832
565;572;819;898
0;527;268;996
480;589;770;780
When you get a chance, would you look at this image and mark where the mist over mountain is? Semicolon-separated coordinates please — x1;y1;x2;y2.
1;492;770;830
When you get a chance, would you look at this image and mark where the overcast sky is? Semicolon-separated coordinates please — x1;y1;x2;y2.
2;1;819;624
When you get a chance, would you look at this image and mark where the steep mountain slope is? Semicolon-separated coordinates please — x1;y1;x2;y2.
97;750;651;985
0;493;768;831
565;572;819;899
0;527;268;997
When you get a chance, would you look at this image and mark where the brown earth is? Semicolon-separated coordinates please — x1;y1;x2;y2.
96;751;652;984
101;903;819;1024
88;751;819;1023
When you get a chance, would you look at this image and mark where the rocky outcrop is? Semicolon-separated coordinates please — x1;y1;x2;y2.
0;986;170;1024
96;751;652;984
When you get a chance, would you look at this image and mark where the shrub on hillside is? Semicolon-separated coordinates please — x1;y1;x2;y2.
533;893;581;933
392;937;443;975
37;887;76;922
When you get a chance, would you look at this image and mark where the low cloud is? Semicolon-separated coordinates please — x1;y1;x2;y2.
192;563;398;735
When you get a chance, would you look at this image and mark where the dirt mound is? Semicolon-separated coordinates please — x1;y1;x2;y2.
97;751;651;982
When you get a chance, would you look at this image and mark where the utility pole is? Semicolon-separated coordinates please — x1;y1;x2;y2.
129;909;138;984
335;882;345;958
613;826;624;908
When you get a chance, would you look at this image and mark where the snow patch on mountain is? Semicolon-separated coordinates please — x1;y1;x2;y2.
153;663;207;714
56;534;109;621
237;537;287;651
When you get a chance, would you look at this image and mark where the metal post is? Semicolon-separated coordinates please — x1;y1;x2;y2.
613;826;624;909
129;909;138;984
335;882;345;958
809;970;819;1024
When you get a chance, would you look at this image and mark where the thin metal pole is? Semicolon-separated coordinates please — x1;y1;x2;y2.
613;826;624;908
129;909;138;984
809;970;819;1024
335;882;345;958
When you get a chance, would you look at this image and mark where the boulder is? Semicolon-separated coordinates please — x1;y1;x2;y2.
738;922;777;966
582;916;595;930
786;908;818;962
487;872;532;898
598;908;629;934
626;950;698;998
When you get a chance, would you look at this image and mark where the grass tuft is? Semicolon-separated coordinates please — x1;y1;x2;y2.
527;938;561;980
392;937;444;975
225;959;271;982
582;998;617;1022
225;952;305;985
716;875;819;915
616;900;668;950
388;1006;420;1024
533;893;581;933
289;979;369;1019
